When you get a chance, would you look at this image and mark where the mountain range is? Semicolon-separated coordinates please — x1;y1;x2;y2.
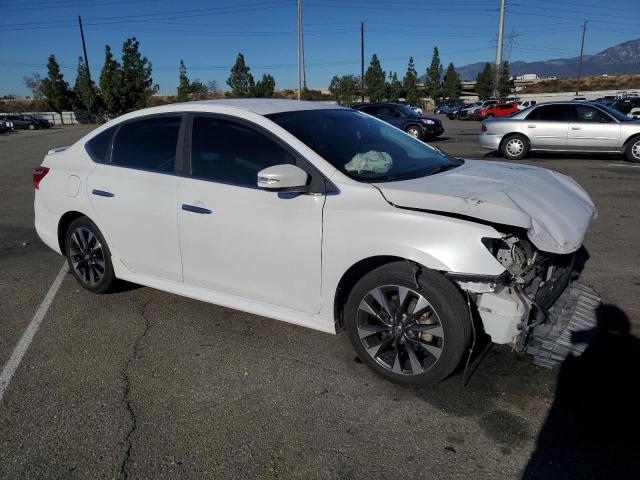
423;38;640;82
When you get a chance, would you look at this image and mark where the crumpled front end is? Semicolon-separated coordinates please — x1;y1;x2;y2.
450;230;600;363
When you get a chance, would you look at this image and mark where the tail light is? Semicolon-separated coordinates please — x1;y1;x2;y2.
33;166;49;189
481;124;487;132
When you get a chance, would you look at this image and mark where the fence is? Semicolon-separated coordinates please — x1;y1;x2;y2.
0;111;95;126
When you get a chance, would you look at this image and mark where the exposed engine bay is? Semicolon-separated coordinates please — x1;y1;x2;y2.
451;230;599;367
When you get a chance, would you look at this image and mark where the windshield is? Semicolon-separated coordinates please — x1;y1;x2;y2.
267;109;456;183
395;104;420;117
599;104;633;122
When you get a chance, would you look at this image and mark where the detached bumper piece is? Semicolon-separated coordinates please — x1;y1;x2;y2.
526;282;601;368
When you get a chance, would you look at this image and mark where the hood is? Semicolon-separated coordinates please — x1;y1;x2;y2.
374;160;597;254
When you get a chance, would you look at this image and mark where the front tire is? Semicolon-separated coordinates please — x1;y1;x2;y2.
28;124;35;130
345;262;471;385
65;217;116;293
501;134;530;160
405;126;422;139
624;136;640;163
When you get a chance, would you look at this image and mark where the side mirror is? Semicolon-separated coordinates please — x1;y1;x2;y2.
257;164;309;193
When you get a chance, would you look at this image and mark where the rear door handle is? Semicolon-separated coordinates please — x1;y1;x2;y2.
92;189;114;197
571;126;581;130
182;204;212;214
527;124;536;128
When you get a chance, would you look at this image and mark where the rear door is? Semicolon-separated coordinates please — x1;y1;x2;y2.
86;114;184;282
568;105;620;151
523;104;570;150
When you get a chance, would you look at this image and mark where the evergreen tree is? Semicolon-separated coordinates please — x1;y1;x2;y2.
74;57;99;113
40;55;73;113
441;63;462;100
364;54;386;102
425;47;443;100
253;74;275;98
496;61;513;98
99;45;123;115
403;57;419;106
227;53;254;97
120;37;157;111
177;60;191;102
328;75;359;106
388;72;402;102
189;79;208;96
475;62;494;100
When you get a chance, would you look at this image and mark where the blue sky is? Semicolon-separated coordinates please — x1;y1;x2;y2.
1;0;639;96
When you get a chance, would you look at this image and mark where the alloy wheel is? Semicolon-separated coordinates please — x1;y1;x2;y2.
407;127;420;138
632;140;640;161
69;226;106;286
356;285;444;375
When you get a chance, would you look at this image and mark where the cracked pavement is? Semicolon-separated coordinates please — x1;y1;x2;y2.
1;121;639;479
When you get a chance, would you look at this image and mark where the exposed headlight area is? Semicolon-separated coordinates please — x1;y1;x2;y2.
421;118;435;125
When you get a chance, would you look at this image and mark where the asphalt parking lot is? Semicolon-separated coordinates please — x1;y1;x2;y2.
1;119;639;479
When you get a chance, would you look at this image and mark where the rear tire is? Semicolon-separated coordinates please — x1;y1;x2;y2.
501;134;530;160
624;136;640;163
344;262;471;385
65;216;116;294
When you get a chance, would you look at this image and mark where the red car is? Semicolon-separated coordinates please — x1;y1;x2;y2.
475;102;519;120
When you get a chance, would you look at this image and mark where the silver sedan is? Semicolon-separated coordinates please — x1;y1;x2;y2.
479;101;640;162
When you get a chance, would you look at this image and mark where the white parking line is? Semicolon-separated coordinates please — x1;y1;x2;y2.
606;163;640;168
0;262;67;402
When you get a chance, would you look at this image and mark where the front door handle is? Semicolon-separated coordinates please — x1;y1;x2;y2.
92;189;114;197
182;204;212;214
571;126;581;130
527;124;536;128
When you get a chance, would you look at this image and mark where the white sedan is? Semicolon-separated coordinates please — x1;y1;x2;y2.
34;99;597;384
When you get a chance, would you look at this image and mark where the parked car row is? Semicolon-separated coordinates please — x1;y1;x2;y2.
0;114;53;131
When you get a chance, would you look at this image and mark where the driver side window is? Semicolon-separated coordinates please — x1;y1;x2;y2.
190;116;295;188
573;105;612;123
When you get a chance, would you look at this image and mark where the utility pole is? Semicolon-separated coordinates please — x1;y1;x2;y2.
493;0;506;99
298;0;302;101
300;0;306;90
360;21;365;102
78;15;91;80
576;21;588;95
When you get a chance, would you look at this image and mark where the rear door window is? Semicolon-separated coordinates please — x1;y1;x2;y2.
527;105;569;121
111;116;182;173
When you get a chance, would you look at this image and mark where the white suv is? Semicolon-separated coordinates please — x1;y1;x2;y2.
34;99;597;385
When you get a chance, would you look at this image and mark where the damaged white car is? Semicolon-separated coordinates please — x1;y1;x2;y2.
34;100;597;385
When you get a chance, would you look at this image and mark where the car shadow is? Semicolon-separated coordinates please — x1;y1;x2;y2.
521;303;640;479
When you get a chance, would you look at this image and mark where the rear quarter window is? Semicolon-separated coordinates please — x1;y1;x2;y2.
85;126;117;163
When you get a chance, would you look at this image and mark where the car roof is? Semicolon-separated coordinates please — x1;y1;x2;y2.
186;98;343;115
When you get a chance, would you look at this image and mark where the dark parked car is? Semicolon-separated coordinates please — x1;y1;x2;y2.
613;97;640;116
1;114;52;130
351;103;444;140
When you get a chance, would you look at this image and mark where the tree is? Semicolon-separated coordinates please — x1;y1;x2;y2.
120;37;157;111
329;75;360;106
40;55;73;113
253;74;275;98
364;54;386;102
403;57;419;106
388;72;402;102
496;60;513;98
475;62;494;100
441;63;462;100
23;74;43;99
206;80;219;95
74;57;100;113
425;47;443;100
227;53;254;97
177;60;190;102
189;79;208;96
99;45;123;115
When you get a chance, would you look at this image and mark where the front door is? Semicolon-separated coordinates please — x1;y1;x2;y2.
177;114;324;313
568;105;621;151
